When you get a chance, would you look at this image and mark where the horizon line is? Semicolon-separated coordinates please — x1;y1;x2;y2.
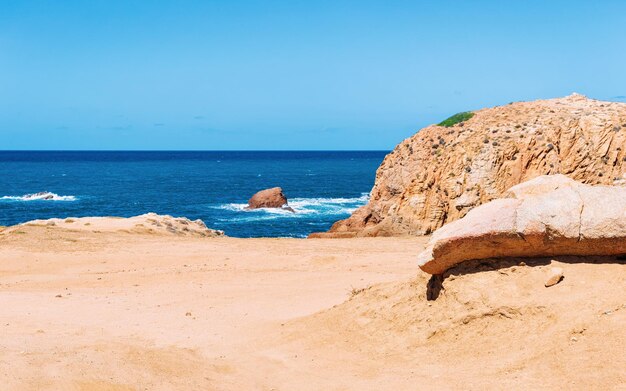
0;149;391;152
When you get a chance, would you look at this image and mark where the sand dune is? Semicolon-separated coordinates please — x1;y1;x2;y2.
0;222;624;390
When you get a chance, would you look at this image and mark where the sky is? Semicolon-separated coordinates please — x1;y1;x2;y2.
1;1;625;150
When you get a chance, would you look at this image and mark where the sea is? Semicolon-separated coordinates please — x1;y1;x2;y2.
0;151;387;237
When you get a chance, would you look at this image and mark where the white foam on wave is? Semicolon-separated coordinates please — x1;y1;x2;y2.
214;193;369;222
1;192;77;202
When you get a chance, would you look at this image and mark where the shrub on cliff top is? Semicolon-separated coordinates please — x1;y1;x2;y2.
438;111;474;127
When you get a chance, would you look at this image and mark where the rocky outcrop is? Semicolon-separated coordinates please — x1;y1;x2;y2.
247;187;294;212
319;94;626;237
417;175;626;274
6;213;225;237
1;191;76;201
26;192;55;200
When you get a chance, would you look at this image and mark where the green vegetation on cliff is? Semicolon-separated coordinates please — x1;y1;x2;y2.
438;111;474;127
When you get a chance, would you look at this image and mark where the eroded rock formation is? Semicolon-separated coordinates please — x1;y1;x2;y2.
4;213;225;237
417;175;626;274
317;94;626;237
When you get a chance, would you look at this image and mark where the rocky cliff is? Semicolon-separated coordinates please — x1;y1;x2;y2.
312;94;626;237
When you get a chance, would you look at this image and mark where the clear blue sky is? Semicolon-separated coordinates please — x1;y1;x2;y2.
1;1;625;150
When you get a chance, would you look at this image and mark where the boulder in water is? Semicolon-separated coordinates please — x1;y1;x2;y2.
33;192;54;200
246;187;294;212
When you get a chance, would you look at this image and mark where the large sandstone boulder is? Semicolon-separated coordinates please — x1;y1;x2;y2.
417;175;626;274
318;94;626;237
246;187;294;212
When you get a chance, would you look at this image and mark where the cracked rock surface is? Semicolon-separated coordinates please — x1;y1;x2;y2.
417;175;626;274
318;94;626;238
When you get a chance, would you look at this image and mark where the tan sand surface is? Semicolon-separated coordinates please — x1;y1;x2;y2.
0;222;624;390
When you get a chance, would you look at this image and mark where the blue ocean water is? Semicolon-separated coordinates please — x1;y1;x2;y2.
0;151;387;237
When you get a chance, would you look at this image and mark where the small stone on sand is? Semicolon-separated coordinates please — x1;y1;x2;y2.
545;267;564;287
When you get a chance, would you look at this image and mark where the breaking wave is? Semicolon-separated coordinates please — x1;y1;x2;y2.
214;193;368;222
1;192;77;202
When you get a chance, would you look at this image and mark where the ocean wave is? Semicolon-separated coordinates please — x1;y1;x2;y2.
213;193;369;221
1;191;77;202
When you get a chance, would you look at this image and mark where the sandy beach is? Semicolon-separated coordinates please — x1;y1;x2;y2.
4;1;626;389
1;220;624;390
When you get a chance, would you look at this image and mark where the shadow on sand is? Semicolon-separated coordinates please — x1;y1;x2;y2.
426;254;626;301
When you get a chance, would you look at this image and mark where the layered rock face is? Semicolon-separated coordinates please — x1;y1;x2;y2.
320;94;626;237
417;175;626;274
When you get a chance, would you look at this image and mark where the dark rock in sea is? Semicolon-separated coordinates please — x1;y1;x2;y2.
246;187;294;212
28;192;54;200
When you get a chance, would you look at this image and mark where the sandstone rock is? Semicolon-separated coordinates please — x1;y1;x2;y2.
319;94;626;237
8;213;225;237
308;231;358;239
246;187;293;212
417;175;626;274
545;267;564;287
